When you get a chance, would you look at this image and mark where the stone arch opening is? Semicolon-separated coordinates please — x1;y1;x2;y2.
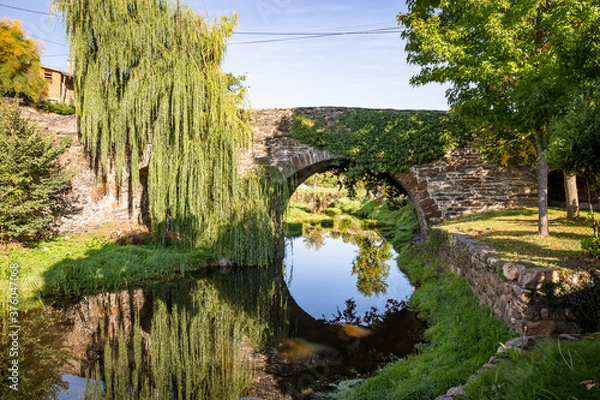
285;161;429;235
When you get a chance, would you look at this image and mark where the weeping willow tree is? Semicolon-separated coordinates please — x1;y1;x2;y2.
52;0;286;265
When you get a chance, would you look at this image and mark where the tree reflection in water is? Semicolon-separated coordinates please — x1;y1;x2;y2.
351;235;393;297
302;226;327;251
298;226;395;298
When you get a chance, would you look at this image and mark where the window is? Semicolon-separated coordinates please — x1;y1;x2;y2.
44;71;53;82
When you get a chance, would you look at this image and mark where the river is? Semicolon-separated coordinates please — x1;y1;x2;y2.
1;227;424;399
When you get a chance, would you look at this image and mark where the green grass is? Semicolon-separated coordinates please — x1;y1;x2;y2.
465;335;600;399
0;232;216;310
440;207;594;268
338;230;515;400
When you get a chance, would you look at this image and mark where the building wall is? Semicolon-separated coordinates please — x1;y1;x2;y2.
41;67;74;104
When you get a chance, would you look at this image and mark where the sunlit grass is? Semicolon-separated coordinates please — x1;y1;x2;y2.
0;229;216;311
440;207;594;268
465;334;600;400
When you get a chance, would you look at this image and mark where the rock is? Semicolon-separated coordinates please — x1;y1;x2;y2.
518;268;556;290
218;257;233;274
559;334;582;341
526;320;556;336
446;386;466;397
503;262;526;281
497;336;541;354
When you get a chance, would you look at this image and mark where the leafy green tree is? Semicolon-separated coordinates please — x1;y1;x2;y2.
547;90;600;243
0;99;70;243
546;1;600;246
0;19;47;102
398;0;592;236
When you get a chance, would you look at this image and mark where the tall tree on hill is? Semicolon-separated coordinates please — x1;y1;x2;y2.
0;19;47;102
52;0;285;266
398;0;593;235
546;1;600;240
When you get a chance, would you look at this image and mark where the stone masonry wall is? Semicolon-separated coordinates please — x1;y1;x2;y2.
445;232;599;335
243;108;338;179
396;147;538;229
21;107;142;233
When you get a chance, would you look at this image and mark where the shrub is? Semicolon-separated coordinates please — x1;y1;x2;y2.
0;99;70;243
40;101;76;115
582;236;600;259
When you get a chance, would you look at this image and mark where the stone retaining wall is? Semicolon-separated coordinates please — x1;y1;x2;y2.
396;147;538;228
22;107;141;233
445;232;599;335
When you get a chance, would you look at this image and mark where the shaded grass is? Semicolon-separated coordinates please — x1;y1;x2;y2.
465;335;600;400
440;207;593;268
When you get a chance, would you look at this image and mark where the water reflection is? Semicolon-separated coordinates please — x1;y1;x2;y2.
284;230;413;321
0;264;289;400
1;232;423;399
352;235;393;297
0;311;70;400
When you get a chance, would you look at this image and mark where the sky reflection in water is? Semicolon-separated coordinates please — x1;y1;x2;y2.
283;231;414;321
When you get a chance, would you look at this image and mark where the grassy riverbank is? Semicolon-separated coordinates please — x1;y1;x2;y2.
0;224;216;311
336;206;600;400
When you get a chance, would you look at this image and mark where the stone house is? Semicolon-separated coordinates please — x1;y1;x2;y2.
40;65;74;104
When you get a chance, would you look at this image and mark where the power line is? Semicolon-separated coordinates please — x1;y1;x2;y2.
29;33;66;47
236;27;401;36
231;29;402;45
0;2;402;46
0;3;49;15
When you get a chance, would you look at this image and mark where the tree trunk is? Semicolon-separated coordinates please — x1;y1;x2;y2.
536;129;549;236
564;173;580;219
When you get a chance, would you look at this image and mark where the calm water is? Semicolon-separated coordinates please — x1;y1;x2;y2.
284;231;414;321
2;231;423;399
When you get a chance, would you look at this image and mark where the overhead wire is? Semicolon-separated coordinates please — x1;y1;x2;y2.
0;3;402;47
0;3;48;15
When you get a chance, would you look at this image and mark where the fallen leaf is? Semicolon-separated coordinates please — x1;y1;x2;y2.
579;380;596;390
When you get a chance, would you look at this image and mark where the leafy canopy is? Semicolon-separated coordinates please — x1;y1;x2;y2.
397;0;597;236
0;99;70;243
546;1;600;177
0;19;47;102
398;0;566;143
292;109;471;195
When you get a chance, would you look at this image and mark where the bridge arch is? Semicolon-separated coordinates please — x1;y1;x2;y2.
280;157;430;235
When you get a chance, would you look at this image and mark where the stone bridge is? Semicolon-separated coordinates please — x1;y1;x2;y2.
23;106;538;234
245;108;537;233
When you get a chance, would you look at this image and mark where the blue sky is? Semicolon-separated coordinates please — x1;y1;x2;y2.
0;0;449;110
